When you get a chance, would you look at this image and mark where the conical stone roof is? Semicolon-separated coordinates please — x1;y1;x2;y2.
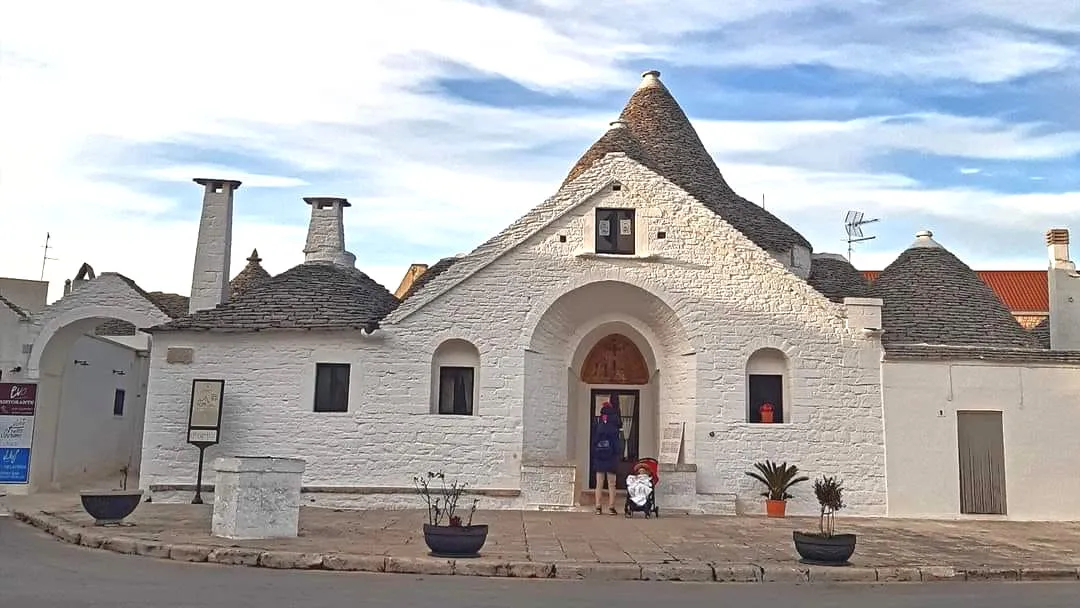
230;249;272;299
148;261;399;333
564;70;811;253
807;253;873;303
872;231;1041;348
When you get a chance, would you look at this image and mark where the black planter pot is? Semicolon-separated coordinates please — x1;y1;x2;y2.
79;490;144;526
422;524;489;558
792;530;857;566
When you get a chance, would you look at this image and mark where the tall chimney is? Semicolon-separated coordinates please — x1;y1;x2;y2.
303;197;356;267
1046;228;1080;350
189;178;240;313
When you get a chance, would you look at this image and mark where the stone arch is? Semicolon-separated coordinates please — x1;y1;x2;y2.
523;271;702;352
745;347;791;424
24;304;168;491
29;305;168;378
521;279;698;504
430;339;481;415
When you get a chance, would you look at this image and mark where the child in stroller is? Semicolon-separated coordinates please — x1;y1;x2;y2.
624;457;660;518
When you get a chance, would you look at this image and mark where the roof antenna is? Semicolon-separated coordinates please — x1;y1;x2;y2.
761;193;765;209
40;232;58;280
844;211;879;263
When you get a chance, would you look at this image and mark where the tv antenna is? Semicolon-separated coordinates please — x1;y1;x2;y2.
844;211;879;263
40;232;58;280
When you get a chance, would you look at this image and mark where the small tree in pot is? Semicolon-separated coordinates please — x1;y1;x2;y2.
793;475;857;565
413;471;487;558
744;460;809;517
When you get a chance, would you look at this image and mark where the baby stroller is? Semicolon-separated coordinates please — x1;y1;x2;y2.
624;457;660;518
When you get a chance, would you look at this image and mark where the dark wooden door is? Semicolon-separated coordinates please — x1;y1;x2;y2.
588;389;640;489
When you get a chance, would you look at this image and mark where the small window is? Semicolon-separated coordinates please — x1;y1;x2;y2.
314;363;350;412
595;208;635;254
748;374;784;423
113;389;125;416
438;366;474;415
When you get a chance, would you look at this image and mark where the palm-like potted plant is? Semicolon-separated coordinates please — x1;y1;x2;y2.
413;471;487;558
745;460;809;517
793;475;857;565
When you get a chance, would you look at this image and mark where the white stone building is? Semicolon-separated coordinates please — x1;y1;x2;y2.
7;71;1080;520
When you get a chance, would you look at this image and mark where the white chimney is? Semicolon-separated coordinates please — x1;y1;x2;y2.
303;197;356;267
189;178;240;313
1046;228;1080;350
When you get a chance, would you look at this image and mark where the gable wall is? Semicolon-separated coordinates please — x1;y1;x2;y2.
139;156;887;514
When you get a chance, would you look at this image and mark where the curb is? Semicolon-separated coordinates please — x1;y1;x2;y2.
11;510;1080;583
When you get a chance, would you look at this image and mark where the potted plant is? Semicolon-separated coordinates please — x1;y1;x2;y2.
413;471;487;558
792;475;857;566
744;460;808;517
79;466;144;526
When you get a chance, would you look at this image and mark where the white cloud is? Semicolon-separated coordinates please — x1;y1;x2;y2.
0;0;1077;306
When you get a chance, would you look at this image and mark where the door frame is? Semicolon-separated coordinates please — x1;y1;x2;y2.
586;388;641;490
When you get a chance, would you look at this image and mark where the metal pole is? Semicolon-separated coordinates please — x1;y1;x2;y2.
192;444;207;504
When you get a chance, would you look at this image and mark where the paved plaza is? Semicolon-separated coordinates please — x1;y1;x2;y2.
5;493;1080;583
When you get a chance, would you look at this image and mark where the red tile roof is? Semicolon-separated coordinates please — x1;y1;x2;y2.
863;270;1048;313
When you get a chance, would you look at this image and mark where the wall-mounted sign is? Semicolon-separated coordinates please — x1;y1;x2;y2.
619;218;633;236
0;383;37;484
187;379;224;446
598;219;611;237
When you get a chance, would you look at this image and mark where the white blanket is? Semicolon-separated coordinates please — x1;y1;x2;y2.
626;473;653;506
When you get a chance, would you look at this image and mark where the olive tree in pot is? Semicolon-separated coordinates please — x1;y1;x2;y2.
413;471;487;558
793;475;856;566
744;460;809;518
79;466;144;526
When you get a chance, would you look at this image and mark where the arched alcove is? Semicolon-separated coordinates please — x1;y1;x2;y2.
430;339;481;415
580;333;649;385
746;347;790;424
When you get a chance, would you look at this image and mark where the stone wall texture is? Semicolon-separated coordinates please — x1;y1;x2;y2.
140;156;887;516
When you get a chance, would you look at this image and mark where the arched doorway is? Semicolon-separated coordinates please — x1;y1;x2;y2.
522;279;696;508
579;333;650;491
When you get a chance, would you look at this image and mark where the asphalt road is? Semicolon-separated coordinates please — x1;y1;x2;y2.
1;517;1077;608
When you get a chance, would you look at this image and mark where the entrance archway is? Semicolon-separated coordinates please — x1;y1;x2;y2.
16;277;171;494
522;279;695;507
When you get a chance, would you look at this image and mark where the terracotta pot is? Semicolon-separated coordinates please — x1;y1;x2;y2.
765;499;787;518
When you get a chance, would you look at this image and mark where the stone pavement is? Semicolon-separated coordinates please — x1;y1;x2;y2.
6;494;1080;584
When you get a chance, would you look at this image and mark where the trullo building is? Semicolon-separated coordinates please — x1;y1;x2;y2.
7;71;1080;521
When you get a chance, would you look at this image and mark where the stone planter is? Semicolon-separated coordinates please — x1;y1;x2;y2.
792;530;857;566
79;490;144;525
211;456;305;540
422;524;488;558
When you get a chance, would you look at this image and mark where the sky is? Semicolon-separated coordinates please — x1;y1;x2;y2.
1;0;1077;303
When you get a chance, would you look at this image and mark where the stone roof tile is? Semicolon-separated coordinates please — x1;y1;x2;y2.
400;256;460;302
230;249;272;299
563;71;811;253
147;261;399;332
807;254;872;303
873;231;1041;349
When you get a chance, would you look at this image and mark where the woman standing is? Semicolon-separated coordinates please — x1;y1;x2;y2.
591;402;622;515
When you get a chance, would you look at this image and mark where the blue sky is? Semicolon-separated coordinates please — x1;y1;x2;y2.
1;0;1077;302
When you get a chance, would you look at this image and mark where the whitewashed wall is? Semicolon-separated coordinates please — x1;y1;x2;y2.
883;360;1080;521
52;335;147;488
140;155;886;514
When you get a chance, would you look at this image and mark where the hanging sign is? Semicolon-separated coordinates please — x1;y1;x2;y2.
187;379;224;445
0;383;37;484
